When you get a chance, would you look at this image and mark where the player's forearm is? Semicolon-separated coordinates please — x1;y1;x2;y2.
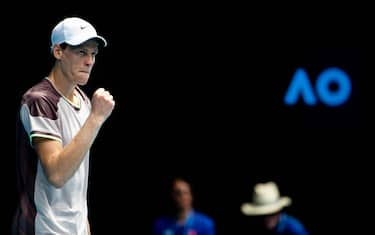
47;114;104;187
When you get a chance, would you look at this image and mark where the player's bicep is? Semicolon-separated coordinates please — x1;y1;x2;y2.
33;137;63;178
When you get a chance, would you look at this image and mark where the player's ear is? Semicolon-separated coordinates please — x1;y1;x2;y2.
52;44;63;59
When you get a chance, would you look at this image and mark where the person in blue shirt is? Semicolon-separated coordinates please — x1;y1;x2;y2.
152;177;216;235
240;181;310;235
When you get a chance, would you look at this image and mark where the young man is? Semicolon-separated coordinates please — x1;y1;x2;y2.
13;17;115;235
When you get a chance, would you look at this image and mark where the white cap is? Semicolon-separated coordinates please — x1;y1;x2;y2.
51;17;107;50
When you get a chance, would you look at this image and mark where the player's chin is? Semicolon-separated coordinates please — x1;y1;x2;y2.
77;74;90;85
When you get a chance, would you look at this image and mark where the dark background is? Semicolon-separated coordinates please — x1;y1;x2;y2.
9;3;373;234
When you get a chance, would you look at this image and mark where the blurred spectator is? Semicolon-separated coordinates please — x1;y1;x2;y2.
152;177;216;235
240;181;310;235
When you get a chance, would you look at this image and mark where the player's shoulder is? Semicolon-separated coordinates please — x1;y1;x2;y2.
23;79;57;101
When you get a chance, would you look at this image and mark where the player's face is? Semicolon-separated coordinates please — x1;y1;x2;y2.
60;40;99;85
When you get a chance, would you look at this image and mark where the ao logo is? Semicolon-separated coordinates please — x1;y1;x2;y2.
284;67;351;106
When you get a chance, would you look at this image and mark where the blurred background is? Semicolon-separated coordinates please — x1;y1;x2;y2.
10;3;372;234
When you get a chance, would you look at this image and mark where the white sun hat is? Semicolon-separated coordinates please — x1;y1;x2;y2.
241;181;292;216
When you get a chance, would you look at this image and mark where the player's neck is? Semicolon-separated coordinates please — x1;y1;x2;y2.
48;67;76;101
47;68;80;107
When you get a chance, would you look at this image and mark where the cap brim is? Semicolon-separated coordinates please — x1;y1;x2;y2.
241;197;291;216
66;35;107;47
